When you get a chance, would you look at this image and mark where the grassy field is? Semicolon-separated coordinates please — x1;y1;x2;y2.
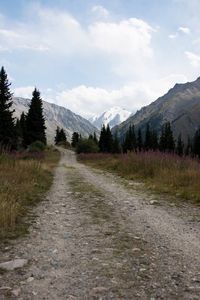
78;151;200;204
0;148;60;239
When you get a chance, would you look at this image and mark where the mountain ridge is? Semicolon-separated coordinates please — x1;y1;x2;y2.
113;77;200;142
13;97;99;143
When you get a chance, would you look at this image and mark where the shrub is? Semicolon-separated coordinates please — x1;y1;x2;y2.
76;138;99;154
28;140;46;152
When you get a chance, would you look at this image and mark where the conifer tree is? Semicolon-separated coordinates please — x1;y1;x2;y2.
144;124;151;151
112;133;121;153
123;125;136;153
151;130;158;151
193;128;200;158
55;127;67;145
71;132;80;148
185;137;192;156
55;126;60;145
93;132;98;144
176;134;184;156
137;128;143;152
105;125;113;152
19;112;27;148
26;88;46;146
159;122;175;152
0;66;16;149
99;124;107;152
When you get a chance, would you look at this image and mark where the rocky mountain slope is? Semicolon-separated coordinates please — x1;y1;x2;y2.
13;97;98;143
89;106;132;129
113;77;200;142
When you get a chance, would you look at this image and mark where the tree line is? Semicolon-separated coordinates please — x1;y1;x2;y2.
0;66;46;151
71;121;200;158
1;65;200;158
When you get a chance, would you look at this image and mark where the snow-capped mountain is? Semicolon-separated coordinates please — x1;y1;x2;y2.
89;106;132;129
13;97;99;143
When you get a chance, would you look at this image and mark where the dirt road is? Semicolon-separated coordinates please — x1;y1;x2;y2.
0;149;200;299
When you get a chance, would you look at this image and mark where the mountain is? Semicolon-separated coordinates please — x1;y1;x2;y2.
113;77;200;142
13;97;99;143
89;106;132;129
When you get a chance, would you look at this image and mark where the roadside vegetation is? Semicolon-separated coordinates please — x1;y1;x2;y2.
78;151;200;204
0;66;60;239
0;147;60;238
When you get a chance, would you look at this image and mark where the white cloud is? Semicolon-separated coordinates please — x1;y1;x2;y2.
91;5;109;18
89;18;154;76
14;86;34;98
178;26;190;34
0;8;155;78
185;51;200;67
169;34;177;39
54;74;187;118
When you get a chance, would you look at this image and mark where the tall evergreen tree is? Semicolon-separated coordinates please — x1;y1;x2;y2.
99;124;107;152
55;127;67;146
144;124;151;151
176;134;184;156
123;125;136;153
71;132;80;148
26;88;46;146
112;133;121;153
151;130;159;151
19;112;27;148
193;128;200;158
159;122;175;152
0;66;16;149
137;128;143;152
93;132;98;144
185;137;193;156
105;125;113;152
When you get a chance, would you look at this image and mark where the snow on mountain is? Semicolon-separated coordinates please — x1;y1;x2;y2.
89;106;132;129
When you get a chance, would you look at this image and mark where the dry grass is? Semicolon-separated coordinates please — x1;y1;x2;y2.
78;151;200;203
0;148;60;238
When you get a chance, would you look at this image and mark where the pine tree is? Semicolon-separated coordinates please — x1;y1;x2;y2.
137;128;143;152
193;129;200;158
55;127;67;146
176;134;184;156
151;130;158;151
93;132;98;144
159;122;175;152
112;133;121;153
105;125;113;152
55;126;60;145
185;137;192;156
99;124;107;152
144;124;151;151
19;112;27;148
123;125;136;153
26;88;46;146
59;128;67;143
0;66;16;149
71;132;80;148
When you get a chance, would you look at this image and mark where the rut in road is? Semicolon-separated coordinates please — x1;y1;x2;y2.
0;149;200;299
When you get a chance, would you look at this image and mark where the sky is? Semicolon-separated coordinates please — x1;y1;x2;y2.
1;0;200;118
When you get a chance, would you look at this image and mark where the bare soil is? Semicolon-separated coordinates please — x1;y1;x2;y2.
0;149;200;299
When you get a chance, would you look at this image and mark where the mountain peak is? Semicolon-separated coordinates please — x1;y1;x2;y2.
113;76;200;142
90;106;132;129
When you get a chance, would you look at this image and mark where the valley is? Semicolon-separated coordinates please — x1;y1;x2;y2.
0;149;200;299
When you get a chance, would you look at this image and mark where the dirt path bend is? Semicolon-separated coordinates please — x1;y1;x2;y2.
0;149;200;300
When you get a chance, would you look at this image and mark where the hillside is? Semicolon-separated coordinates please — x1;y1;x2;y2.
113;77;200;142
13;97;98;143
89;106;132;129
